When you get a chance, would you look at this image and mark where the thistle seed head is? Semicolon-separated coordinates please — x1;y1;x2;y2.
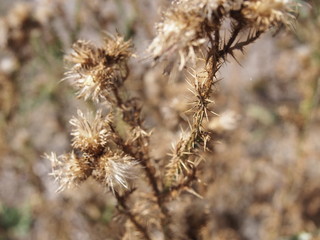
241;0;298;32
148;2;207;70
102;33;133;62
70;109;112;155
47;150;139;193
64;34;133;102
92;152;139;193
149;0;298;69
46;152;92;192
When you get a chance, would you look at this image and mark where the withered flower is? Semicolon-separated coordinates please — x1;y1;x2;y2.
47;152;91;192
70;109;111;155
204;0;242;18
102;32;133;62
92;152;138;193
64;34;133;102
148;0;245;69
47;108;139;193
148;2;206;70
241;0;298;31
47;150;138;193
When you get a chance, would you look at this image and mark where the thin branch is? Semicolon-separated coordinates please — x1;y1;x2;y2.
229;31;262;52
219;30;262;57
162;166;197;200
109;122;169;226
114;191;151;240
110;87;161;197
222;22;243;54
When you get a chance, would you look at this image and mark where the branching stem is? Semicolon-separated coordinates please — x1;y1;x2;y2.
165;21;262;196
115;191;151;240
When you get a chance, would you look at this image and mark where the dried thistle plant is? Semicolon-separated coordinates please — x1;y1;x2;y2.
46;109;139;193
63;34;133;102
46;0;299;239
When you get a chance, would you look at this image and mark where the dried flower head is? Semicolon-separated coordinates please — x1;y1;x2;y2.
92;152;139;193
241;0;298;31
165;134;193;185
70;109;112;155
148;0;246;69
47;106;139;193
204;0;242;18
102;33;133;63
47;152;91;192
64;34;133;102
148;2;206;70
47;149;139;193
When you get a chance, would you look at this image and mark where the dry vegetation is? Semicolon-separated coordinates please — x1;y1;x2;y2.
0;0;320;240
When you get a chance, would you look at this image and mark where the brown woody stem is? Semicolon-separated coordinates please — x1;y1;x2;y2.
114;191;151;240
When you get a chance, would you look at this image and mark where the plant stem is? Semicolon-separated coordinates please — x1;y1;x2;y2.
114;191;151;240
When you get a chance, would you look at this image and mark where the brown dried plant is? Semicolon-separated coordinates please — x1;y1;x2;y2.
46;0;299;239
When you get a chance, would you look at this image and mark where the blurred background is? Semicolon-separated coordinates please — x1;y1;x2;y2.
0;0;319;239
